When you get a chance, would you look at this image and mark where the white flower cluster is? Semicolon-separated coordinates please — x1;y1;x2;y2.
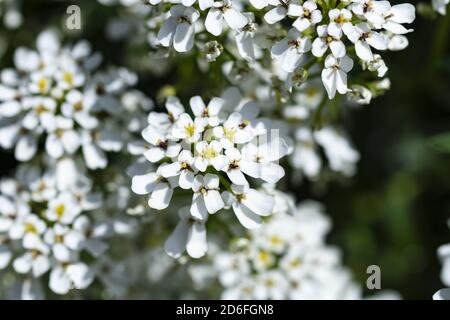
214;189;361;299
0;166;114;298
149;0;415;99
0;30;151;169
433;219;450;300
130;89;292;258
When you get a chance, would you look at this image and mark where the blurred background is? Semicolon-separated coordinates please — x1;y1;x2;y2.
0;0;449;299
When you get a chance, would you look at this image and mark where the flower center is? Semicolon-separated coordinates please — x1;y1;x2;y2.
38;78;48;93
228;160;240;170
202;146;218;160
224;127;236;142
334;14;349;25
177;16;190;24
35;104;49;114
184;123;195;138
55;204;66;219
63;72;74;86
25;223;37;234
74;102;83;111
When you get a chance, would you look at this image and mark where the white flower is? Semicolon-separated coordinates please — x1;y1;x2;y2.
321;55;354;99
191;174;224;219
346;23;387;61
205;0;247;36
381;3;415;35
189;95;224;127
240;140;287;184
164;207;208;259
158;150;197;189
131;172;177;210
362;54;388;77
61;90;99;129
141;125;182;162
223;184;274;229
46;193;81;225
290;127;322;178
348;85;372;105
432;0;450;15
271;28;312;73
288;1;322;32
212;111;255;149
434;288;450;300
80;126;123;170
9;214;47;246
49;262;94;295
194;141;228;172
13;244;50;278
235;14;258;62
45;116;80;159
171;113;205;143
314;127;360;176
157;5;200;52
327;8;356;40
312;25;346;58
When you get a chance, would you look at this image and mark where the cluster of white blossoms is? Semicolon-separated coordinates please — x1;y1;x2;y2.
0;30;151;169
130;88;292;259
0;166;115;298
433;219;450;300
147;0;415;99
213;188;361;299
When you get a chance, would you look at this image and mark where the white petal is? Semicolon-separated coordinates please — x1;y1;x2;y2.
190;193;209;221
159;162;182;178
242;189;274;216
186;223;207;259
205;8;223;36
312;38;328;57
389;4;415;23
204;190;224;214
223;7;247;30
16;135;37;161
179;170;195;189
264;6;287;24
355;40;373;61
174;23;195;53
227;169;247;185
82;143;107;169
164;219;189;258
66;263;94;290
157;18;176;47
143;147;165;163
0;245;12;269
260;162;285;184
49;267;71;295
329;40;346;58
148;182;173;210
321;68;337;99
233;203;262;229
335;70;348;94
131;172;158;195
